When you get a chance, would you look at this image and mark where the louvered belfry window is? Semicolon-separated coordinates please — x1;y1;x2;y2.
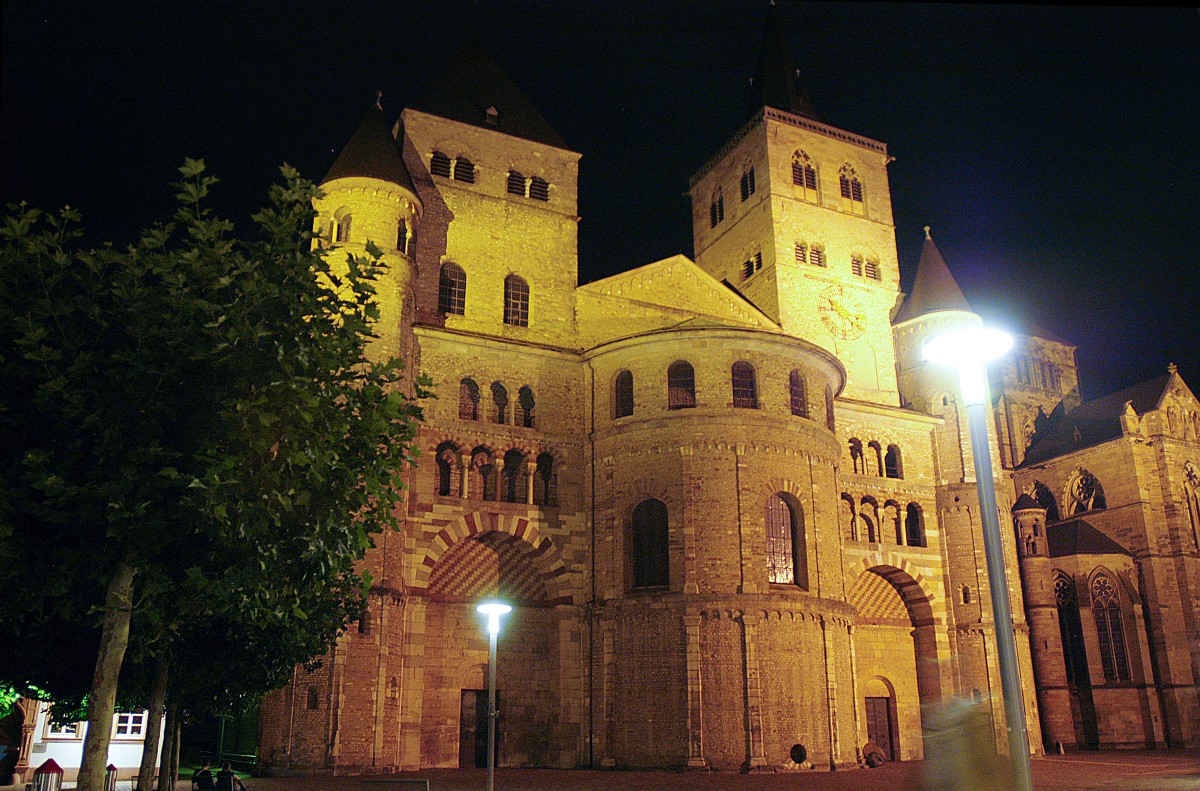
453;157;475;183
740;165;756;201
430;151;452;178
528;176;550;201
507;170;526;195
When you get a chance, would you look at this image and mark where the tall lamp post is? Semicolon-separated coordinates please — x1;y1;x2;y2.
476;601;512;791
923;326;1033;791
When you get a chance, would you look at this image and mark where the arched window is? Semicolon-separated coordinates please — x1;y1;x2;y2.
470;448;497;501
849;439;864;474
840;493;858;541
884;500;903;544
885;445;902;479
306;687;320;710
859;497;879;543
631;499;669;588
614;370;634;418
1032;481;1060;522
503;274;529;327
667;361;695;410
709;188;725;227
517;385;535;428
1067;468;1106;515
430;151;452;178
825;385;836;431
490;382;508;424
1091;574;1130;682
458;378;480;421
528;176;550;201
397;217;408;255
839;164;864;213
792;150;818;195
740;164;756;201
732;361;758;408
1054;573;1090;688
534;453;557;506
795;240;826;267
438;263;467;315
502;449;527;504
868;440;884;476
766;494;807;588
507;170;526;196
335;212;352;243
789;370;807;417
435;442;460;497
905;503;925;547
453;156;475;183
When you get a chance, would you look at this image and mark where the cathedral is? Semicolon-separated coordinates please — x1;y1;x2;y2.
256;11;1200;774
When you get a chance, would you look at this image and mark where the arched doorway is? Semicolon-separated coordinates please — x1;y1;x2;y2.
848;563;943;762
420;527;562;769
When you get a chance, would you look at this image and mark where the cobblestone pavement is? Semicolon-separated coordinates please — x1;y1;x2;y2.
196;751;1200;791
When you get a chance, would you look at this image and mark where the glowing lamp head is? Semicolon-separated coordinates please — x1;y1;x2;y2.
476;601;512;635
922;327;1013;405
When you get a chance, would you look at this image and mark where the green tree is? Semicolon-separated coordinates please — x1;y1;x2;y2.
0;161;426;790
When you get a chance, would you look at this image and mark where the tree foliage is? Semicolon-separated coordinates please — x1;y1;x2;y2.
0;161;426;788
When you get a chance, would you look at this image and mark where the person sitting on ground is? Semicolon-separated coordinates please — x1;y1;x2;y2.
214;761;247;791
191;759;216;790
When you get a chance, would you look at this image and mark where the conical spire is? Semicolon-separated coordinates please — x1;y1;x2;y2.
892;227;973;324
321;98;417;192
751;2;819;120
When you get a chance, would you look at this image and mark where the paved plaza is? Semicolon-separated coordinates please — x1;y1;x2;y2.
207;751;1199;791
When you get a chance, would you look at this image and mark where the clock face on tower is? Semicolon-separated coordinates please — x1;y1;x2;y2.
818;285;866;341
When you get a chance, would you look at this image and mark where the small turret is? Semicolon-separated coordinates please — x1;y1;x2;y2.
316;95;423;363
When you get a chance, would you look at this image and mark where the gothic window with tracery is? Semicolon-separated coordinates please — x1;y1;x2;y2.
792;150;818;197
1091;574;1131;682
1054;574;1090;687
839;164;864;213
1067;468;1106;515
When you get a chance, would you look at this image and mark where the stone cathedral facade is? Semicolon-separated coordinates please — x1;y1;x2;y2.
257;17;1199;775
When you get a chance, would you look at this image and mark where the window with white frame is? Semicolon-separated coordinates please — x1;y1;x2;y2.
113;711;147;739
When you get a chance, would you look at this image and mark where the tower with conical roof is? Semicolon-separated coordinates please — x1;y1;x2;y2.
688;2;902;405
892;227;1043;755
316;96;422;364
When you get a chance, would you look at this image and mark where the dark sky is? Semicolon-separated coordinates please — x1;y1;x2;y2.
4;2;1197;400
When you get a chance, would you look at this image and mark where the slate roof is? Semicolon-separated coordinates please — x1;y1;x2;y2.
1046;518;1129;558
409;45;570;151
892;229;973;324
322;102;417;192
1021;375;1170;466
751;3;819;120
1012;492;1041;512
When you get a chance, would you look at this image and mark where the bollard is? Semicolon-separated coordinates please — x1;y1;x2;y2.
104;763;119;791
31;758;64;791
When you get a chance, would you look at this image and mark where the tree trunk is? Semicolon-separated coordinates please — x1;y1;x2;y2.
157;701;179;791
77;560;137;791
171;714;181;788
137;655;170;791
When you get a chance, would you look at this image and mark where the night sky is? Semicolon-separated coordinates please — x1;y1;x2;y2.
4;2;1197;400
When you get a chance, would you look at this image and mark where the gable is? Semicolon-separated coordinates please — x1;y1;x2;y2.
577;255;778;347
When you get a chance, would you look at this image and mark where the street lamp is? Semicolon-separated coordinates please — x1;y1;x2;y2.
476;600;512;791
923;326;1033;791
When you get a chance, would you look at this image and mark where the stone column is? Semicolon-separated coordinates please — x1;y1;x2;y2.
740;611;768;770
459;454;471;500
525;460;537;505
684;610;706;768
493;457;506;502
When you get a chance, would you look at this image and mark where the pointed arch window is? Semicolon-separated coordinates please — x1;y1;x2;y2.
631;499;669;589
517;385;535;428
740;164;756;201
503;274;529;326
1067;469;1106;515
458;378;480;421
789;370;807;417
766;494;807;588
1091;574;1131;682
438;263;466;315
1055;574;1090;687
709;188;725;227
667;361;695;410
614;370;634;418
839;164;864;213
732;362;757;408
792;151;818;198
